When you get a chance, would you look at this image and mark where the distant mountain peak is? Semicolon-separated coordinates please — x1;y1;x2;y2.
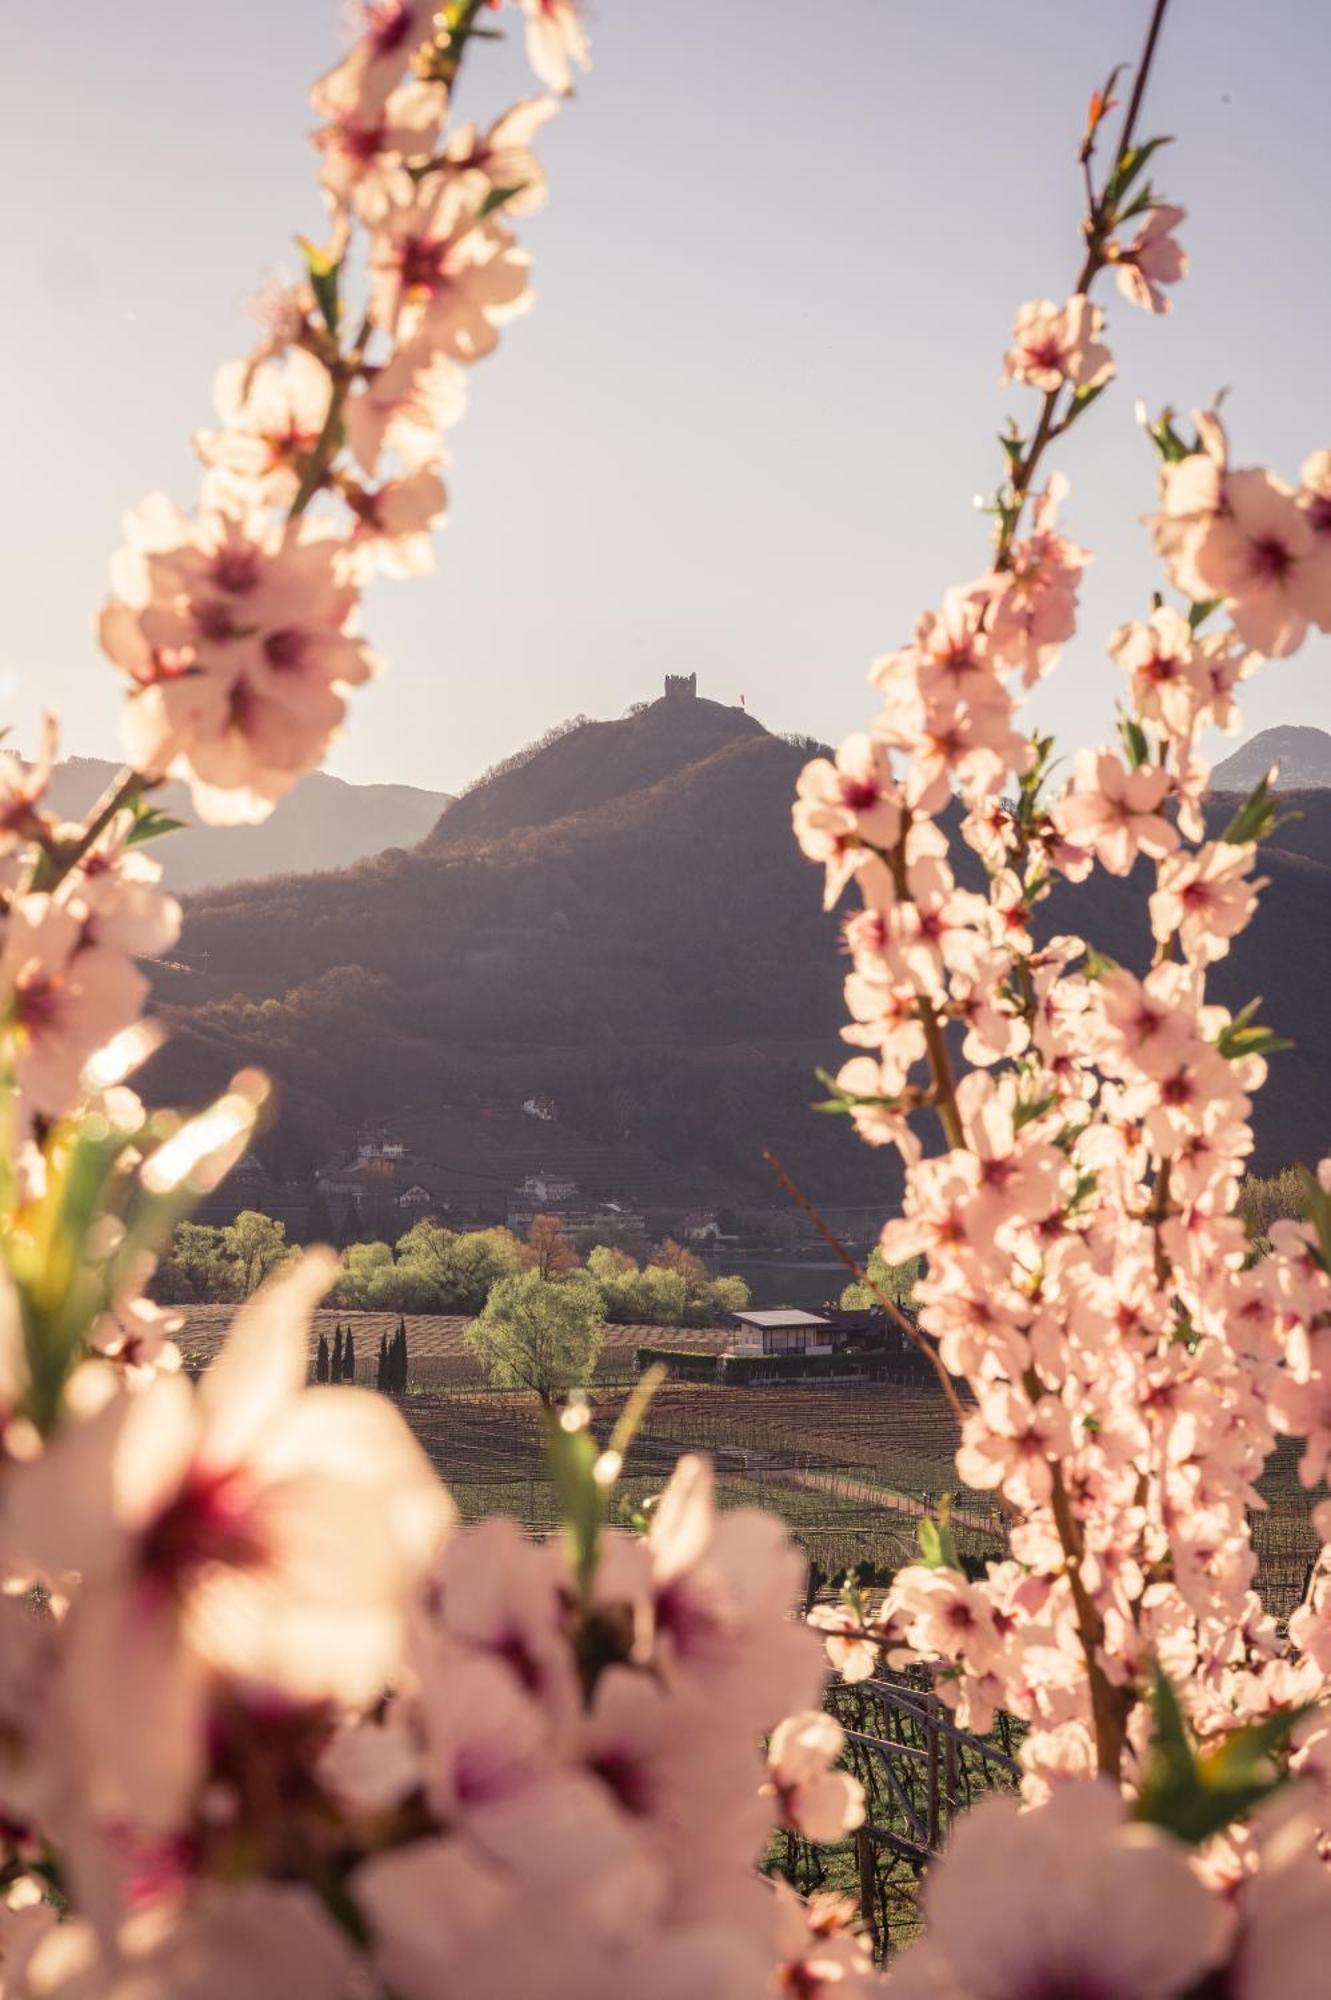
1212;724;1331;792
426;679;764;848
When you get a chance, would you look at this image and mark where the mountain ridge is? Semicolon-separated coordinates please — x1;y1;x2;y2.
426;689;768;849
1212;725;1331;793
145;696;1331;1206
47;757;450;895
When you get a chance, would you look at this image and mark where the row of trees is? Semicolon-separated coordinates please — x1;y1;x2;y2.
461;1249;924;1407
154;1211;751;1324
314;1320;411;1391
314;1324;358;1382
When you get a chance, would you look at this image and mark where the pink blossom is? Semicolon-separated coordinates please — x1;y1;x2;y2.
1114;203;1188;313
346;465;448;577
888;1569;1006;1681
1189;468;1316;657
1094;963;1202;1081
1002;295;1112;394
310;2;435;123
312;76;442;218
64;819;182;961
888;1783;1230;1998
1151;420;1325;657
985;478;1089;684
1052;748;1178;876
2;1254;451;1826
100;503;378;825
193;351;332;508
794;736;902;907
806;1602;903;1684
643;1454;825;1723
956;1385;1072;1508
1149;841;1265;964
90;1290;184;1381
0;713;57;852
1225;1818;1331;2000
518;0;590;97
442;97;559;220
1295;448;1331;631
1108;606;1210;738
22;1883;354;2000
345;336;468;476
770;1879;876;1998
368;173;531;351
0;894;149;1122
764;1711;865;1843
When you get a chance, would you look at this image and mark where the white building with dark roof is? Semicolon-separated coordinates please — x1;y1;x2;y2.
728;1309;832;1358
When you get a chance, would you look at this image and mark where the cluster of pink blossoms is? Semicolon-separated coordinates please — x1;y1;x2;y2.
4;3;1331;1993
98;0;570;828
796;59;1331;1996
0;1259;872;1995
0;7;885;1995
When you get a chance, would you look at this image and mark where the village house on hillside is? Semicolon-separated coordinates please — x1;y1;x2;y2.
520;1170;578;1205
315;1124;455;1231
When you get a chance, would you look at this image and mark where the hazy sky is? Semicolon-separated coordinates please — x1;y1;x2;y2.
3;1;1329;795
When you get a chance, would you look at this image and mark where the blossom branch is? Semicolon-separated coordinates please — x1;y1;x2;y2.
994;0;1174;566
763;1148;967;1427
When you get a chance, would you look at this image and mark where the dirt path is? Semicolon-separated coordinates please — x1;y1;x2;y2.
782;1464;998;1537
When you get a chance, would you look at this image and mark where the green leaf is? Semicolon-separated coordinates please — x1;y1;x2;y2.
1137;1666;1309;1845
1215;996;1293;1063
1116;182;1160;224
1220;768;1301;848
125;804;188;849
544;1401;604;1603
1105;134;1172;209
917;1495;961;1572
1118;716;1150;770
296;237;342;337
1220;769;1277;844
1067;377;1110;421
475;182;528;222
1081;945;1120;982
1013;1092;1057;1133
811;1067;904;1117
1143;408;1192;465
1187;597;1223;633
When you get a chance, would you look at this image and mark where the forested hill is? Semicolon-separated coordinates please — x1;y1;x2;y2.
145;692;1331;1203
425;691;768;846
148;696;859;1200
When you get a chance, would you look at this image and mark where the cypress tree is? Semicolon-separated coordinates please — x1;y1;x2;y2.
332;1325;344;1380
344;1326;357;1382
315;1330;329;1384
397;1321;409;1394
376;1333;388;1392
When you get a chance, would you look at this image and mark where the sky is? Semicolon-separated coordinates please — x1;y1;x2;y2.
3;0;1329;796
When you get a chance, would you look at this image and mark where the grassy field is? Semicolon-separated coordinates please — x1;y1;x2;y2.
177;1309;1322;1610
